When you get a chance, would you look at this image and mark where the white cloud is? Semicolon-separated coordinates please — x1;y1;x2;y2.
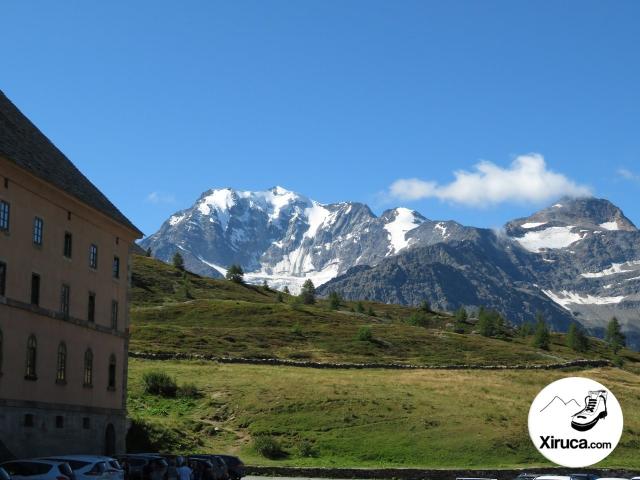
146;191;176;204
388;154;591;207
617;168;640;182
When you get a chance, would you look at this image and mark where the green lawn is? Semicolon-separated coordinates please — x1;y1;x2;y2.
128;359;640;469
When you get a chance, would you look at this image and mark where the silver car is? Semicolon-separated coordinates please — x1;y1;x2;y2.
42;457;122;480
1;460;74;480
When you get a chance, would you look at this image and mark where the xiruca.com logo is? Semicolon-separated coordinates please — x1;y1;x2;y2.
528;377;623;467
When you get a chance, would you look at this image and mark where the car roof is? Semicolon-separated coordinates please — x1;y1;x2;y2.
535;476;572;480
42;456;109;461
7;460;66;466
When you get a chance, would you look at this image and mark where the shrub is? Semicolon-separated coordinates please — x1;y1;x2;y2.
178;383;201;398
356;325;373;342
355;301;365;314
143;371;178;397
298;439;317;457
253;435;286;459
291;323;303;335
406;312;429;327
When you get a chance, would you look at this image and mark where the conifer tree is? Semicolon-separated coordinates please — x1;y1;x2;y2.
172;251;185;270
226;264;245;284
566;321;589;352
299;279;316;305
605;317;626;353
328;291;342;310
533;313;551;350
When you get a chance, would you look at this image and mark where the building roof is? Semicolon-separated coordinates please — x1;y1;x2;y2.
0;90;142;236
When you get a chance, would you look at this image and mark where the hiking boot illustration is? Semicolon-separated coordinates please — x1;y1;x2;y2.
571;390;608;432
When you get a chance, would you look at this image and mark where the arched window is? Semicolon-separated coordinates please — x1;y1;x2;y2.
25;335;37;380
108;354;116;390
83;349;93;387
56;343;67;383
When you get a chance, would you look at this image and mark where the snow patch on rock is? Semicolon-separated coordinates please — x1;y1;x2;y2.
384;208;423;255
514;226;582;252
542;289;626;310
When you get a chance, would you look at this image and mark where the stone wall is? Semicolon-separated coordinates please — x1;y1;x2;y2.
0;400;126;461
129;351;612;371
245;465;638;480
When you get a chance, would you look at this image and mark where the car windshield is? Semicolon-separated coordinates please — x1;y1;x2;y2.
2;462;53;476
46;460;91;471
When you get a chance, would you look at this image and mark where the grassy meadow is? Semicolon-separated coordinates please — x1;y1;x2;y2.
128;360;640;469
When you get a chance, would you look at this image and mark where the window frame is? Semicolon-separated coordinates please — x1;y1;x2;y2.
83;348;93;387
87;292;96;323
112;255;120;279
89;244;98;270
60;284;70;318
111;300;118;330
107;354;116;390
56;342;67;384
0;261;6;297
63;232;73;258
32;217;44;246
30;273;40;306
25;335;37;380
0;200;9;231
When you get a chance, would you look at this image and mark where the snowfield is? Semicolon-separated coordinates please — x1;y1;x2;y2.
520;221;547;229
513;226;582;252
542;289;626;309
383;208;423;255
581;260;640;278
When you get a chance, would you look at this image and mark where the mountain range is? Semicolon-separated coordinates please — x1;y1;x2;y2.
140;187;640;348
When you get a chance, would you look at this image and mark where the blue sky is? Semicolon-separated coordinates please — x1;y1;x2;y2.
3;1;640;236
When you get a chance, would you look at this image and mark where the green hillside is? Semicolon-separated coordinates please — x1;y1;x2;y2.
128;255;640;468
127;360;640;468
130;255;640;367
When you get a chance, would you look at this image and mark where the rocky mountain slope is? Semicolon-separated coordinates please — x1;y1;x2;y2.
141;189;640;347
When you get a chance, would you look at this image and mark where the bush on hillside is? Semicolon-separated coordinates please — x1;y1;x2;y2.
253;435;286;459
356;325;373;342
143;371;178;397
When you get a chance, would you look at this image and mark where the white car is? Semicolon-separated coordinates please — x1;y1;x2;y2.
0;460;74;480
41;457;122;480
535;477;572;480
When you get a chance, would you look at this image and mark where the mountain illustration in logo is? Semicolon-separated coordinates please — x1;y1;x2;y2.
540;396;581;413
540;390;608;432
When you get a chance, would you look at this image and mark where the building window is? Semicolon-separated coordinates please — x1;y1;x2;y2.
33;217;44;246
89;244;98;269
24;414;34;427
55;416;64;428
56;342;67;383
0;329;3;374
112;256;120;279
64;232;73;258
25;335;37;380
87;292;96;322
60;284;70;318
0;261;6;297
83;349;93;387
111;301;118;330
30;274;40;306
0;201;9;231
82;417;91;429
108;354;116;390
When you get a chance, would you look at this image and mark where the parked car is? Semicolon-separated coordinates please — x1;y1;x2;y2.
570;474;599;480
188;457;227;480
113;456;167;480
212;457;243;480
514;474;542;480
0;467;11;480
187;458;220;480
41;456;122;480
1;460;74;480
535;476;572;480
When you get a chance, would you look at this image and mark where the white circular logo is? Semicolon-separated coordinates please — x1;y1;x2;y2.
528;377;623;467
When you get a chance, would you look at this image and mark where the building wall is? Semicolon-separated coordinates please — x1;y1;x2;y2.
0;157;139;458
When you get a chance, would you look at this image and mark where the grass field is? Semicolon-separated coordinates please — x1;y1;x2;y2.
130;256;640;367
128;359;640;469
